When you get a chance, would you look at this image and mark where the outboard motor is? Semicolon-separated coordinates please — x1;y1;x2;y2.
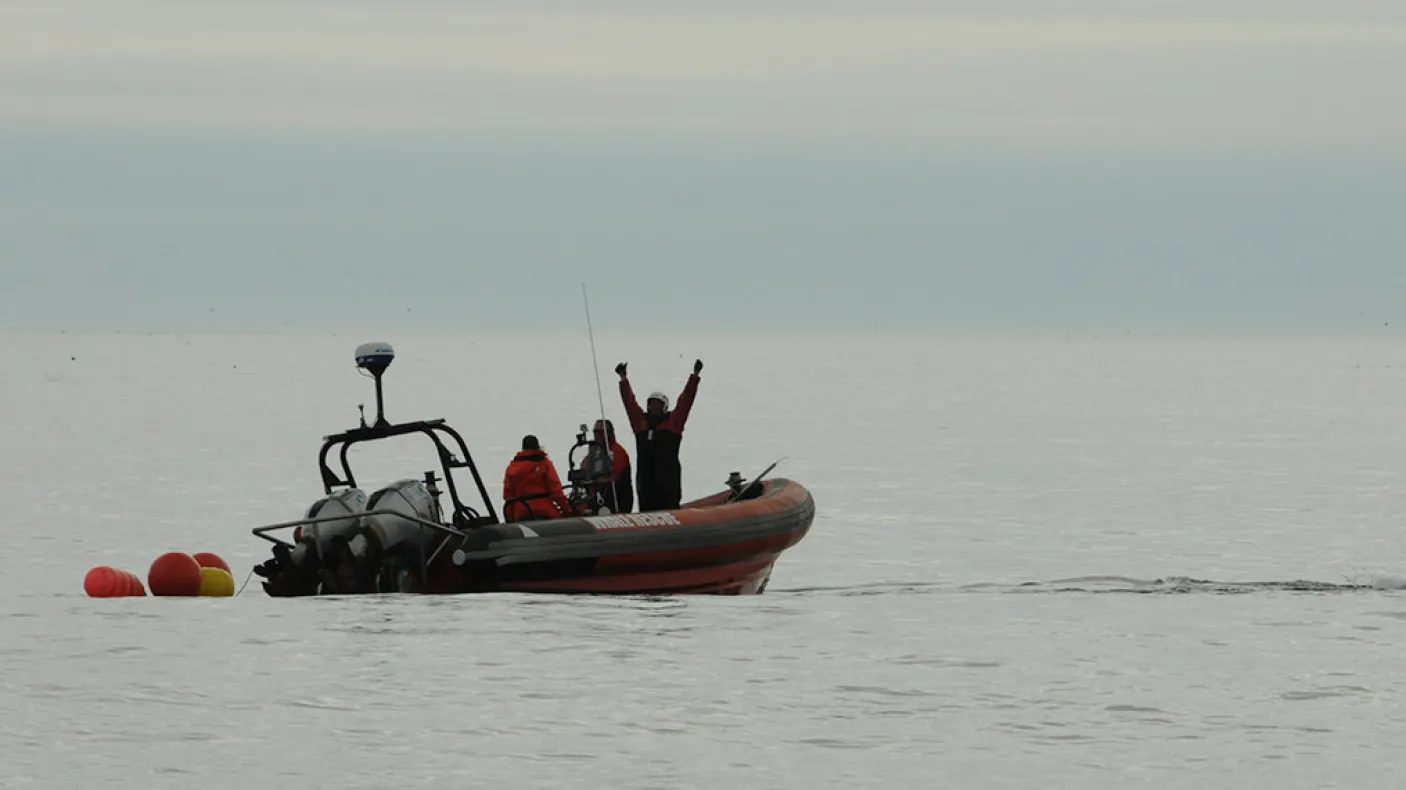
323;479;442;593
254;487;369;596
303;487;369;559
358;478;440;552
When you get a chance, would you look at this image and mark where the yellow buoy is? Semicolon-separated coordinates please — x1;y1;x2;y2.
198;566;236;597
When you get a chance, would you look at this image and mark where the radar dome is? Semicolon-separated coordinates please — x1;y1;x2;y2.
354;342;395;376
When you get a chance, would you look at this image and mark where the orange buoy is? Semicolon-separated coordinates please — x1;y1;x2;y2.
148;552;203;596
198;566;236;597
84;566;147;597
192;552;231;574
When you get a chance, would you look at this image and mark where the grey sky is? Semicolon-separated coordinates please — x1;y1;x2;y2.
2;1;1403;331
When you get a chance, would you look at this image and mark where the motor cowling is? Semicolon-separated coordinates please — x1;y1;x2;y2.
354;478;440;556
301;488;369;559
255;488;369;595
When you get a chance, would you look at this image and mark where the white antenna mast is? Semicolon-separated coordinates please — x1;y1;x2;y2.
581;283;621;513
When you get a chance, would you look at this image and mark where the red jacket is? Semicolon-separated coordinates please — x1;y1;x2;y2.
502;449;574;522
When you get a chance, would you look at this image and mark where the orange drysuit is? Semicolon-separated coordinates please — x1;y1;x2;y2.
502;449;575;522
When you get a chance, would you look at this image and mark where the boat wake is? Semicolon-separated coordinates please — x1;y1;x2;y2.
776;573;1406;597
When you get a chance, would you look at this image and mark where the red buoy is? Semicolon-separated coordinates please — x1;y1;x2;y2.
192;552;231;574
148;552;203;596
84;566;116;596
84;566;147;597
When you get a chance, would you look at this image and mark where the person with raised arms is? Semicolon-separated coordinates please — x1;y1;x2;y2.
614;359;702;512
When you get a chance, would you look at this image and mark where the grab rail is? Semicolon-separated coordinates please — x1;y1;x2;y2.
250;508;466;547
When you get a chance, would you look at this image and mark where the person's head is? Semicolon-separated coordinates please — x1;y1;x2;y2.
593;419;615;443
521;434;540;451
646;392;669;421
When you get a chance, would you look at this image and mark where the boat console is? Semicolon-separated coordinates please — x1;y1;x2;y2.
566;423;619;514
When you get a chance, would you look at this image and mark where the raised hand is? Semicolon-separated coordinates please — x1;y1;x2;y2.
615;362;628;379
693;359;703;375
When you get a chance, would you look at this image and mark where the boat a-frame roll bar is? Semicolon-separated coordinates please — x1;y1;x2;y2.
249;341;501;547
316;416;500;529
321;341;499;528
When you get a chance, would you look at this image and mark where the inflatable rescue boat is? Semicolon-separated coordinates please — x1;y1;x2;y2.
250;342;815;597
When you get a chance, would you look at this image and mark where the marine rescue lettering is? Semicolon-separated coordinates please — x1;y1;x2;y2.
587;512;682;530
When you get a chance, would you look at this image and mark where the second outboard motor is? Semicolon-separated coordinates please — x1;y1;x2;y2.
357;478;439;552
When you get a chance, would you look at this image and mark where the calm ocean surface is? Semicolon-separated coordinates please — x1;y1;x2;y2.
4;328;1406;788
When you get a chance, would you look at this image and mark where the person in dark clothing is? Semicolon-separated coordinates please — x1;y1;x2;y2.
615;359;702;512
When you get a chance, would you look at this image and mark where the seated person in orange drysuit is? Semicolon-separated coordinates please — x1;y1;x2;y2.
579;419;633;514
502;435;576;522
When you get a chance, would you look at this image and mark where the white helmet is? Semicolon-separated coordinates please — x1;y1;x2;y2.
647;391;670;409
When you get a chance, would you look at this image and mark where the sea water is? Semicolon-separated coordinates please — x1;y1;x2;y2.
3;328;1406;788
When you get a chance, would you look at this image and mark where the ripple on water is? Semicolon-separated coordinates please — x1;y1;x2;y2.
1279;685;1374;701
794;737;874;750
835;684;938;698
888;654;1002;668
283;697;363;711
